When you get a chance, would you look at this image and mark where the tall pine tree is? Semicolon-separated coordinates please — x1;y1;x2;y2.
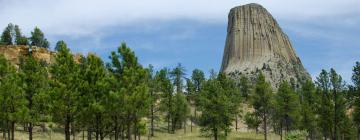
251;72;273;140
50;41;81;140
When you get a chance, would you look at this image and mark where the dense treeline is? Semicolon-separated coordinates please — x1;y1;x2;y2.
1;24;360;140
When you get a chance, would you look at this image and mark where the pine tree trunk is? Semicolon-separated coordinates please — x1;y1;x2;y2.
87;129;92;140
2;127;6;140
65;115;71;140
73;128;76;140
235;115;238;131
29;123;33;140
127;121;131;140
333;89;337;140
133;120;137;140
96;129;99;140
10;121;14;140
151;102;154;137
114;119;119;140
190;114;193;133
167;114;170;133
183;120;186;134
7;126;10;140
214;128;218;140
280;123;283;140
264;114;267;140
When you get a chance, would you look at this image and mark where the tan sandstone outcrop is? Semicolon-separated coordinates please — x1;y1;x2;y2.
0;45;56;65
0;45;82;66
220;3;311;89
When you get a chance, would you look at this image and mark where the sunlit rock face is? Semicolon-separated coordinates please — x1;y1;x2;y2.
0;45;82;66
0;45;55;65
220;3;311;89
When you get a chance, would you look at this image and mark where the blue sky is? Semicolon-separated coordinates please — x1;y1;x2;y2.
1;0;359;82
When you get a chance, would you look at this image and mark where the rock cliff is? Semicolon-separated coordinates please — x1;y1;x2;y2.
220;3;311;88
0;45;82;66
0;45;56;65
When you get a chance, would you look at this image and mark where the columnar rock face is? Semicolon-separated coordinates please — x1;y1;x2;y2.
220;3;311;88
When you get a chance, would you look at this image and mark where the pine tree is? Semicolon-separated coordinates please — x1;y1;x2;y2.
0;23;14;45
239;76;251;101
157;68;174;133
30;27;49;48
299;80;318;139
14;25;28;45
79;54;111;140
170;63;186;94
352;62;360;139
198;73;240;140
315;69;333;139
19;55;49;140
329;68;353;140
55;40;67;51
108;43;150;140
147;64;158;137
316;69;353;140
274;81;300;139
172;92;190;133
189;69;205;132
50;41;81;140
0;55;26;140
251;72;273;140
185;78;196;132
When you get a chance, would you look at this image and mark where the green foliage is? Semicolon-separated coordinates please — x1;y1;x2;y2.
353;62;360;87
315;69;333;139
239;76;251;101
273;81;300;138
244;112;261;131
0;24;29;46
108;42;150;139
171;63;186;93
191;69;205;92
299;80;318;139
30;27;49;48
189;69;205;130
78;54;111;139
19;55;50;139
315;69;351;139
352;61;360;138
0;23;14;45
50;41;81;140
251;72;273;140
0;54;27;140
285;130;308;140
55;40;67;52
14;25;28;45
172;93;190;130
197;73;240;140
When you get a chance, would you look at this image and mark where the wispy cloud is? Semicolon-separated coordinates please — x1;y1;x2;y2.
1;0;359;36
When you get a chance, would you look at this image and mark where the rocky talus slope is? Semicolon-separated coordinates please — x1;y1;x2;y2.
220;3;311;88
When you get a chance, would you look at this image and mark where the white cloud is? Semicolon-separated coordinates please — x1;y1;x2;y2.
1;0;359;37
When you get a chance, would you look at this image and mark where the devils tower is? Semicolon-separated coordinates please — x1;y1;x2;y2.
220;3;311;88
